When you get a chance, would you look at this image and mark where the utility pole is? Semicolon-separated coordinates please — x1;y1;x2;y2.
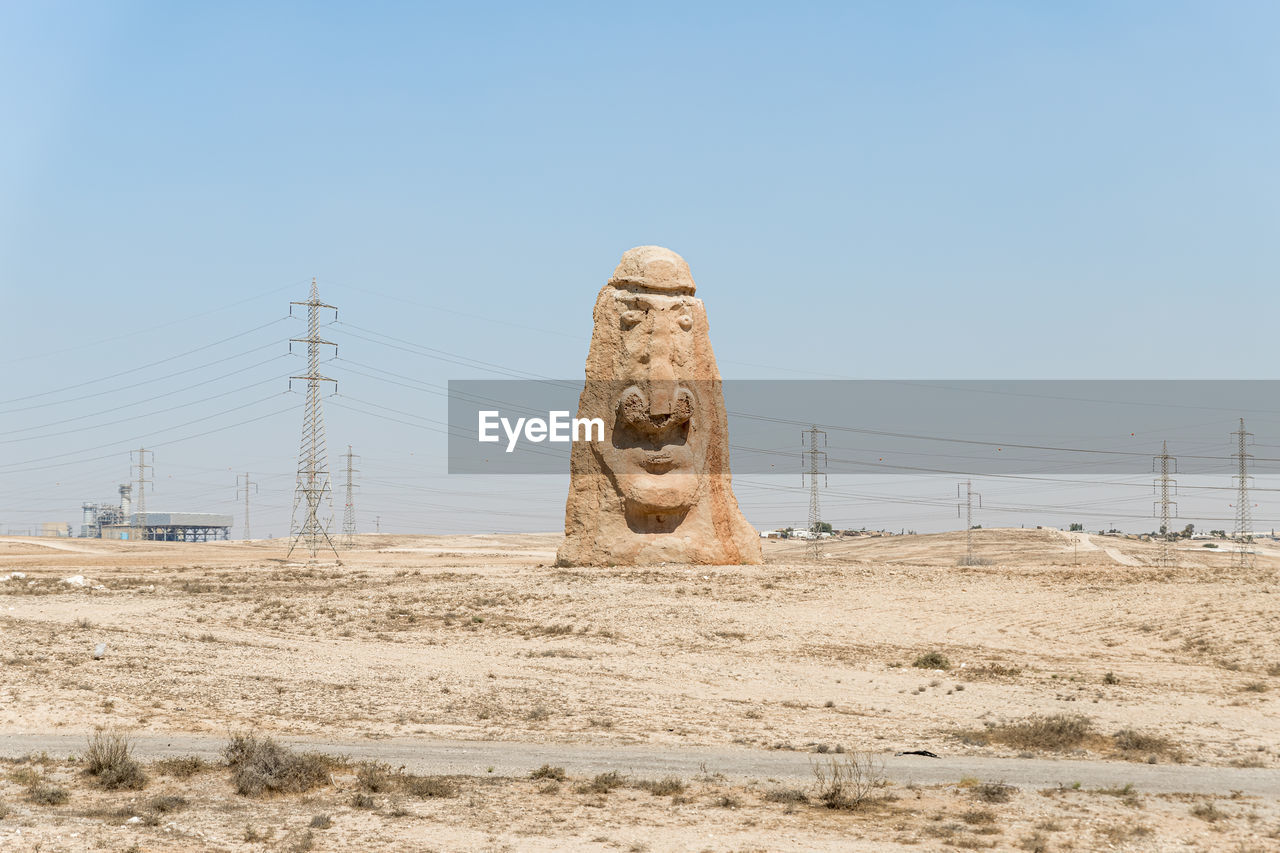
375;515;381;534
236;473;257;541
957;480;982;566
131;448;152;542
341;445;359;549
801;425;828;560
1152;441;1178;568
1231;418;1255;570
287;278;340;561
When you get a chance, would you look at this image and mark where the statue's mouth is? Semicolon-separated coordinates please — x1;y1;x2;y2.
643;450;676;473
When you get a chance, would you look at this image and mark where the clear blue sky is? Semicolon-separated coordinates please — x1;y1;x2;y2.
2;2;1278;537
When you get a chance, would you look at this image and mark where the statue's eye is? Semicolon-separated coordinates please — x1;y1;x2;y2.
621;310;644;329
678;315;693;331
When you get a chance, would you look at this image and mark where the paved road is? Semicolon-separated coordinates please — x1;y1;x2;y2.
2;733;1276;797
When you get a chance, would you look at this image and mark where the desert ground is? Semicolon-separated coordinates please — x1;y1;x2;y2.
1;527;1277;851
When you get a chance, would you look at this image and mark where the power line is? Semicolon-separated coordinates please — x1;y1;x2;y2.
287;278;340;562
0;318;289;409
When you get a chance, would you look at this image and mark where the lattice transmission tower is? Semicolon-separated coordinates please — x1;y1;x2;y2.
236;473;257;541
957;480;982;566
801;425;827;560
1152;441;1178;568
341;445;359;549
1231;418;1255;570
287;278;340;561
131;447;151;542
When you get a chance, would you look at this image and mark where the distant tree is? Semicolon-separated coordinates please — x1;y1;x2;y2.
1210;529;1227;538
1182;523;1195;539
813;521;833;534
780;527;794;539
1069;523;1084;532
970;525;982;530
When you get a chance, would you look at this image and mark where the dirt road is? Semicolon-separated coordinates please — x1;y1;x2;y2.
3;733;1276;797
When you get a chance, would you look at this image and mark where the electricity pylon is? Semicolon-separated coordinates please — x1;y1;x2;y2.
1152;441;1178;568
341;445;359;549
287;278;340;561
236;473;257;541
957;480;982;566
1231;418;1254;570
131;448;151;542
802;425;827;560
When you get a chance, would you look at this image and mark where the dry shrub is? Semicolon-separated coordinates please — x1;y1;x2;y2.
530;764;566;781
1112;729;1185;762
1017;831;1050;852
913;651;951;670
812;753;883;810
1191;800;1226;822
574;771;625;794
400;774;458;799
224;733;334;797
148;795;188;813
27;785;69;805
356;761;393;792
960;715;1095;752
85;730;148;790
634;776;685;796
763;787;808;804
152;756;209;778
972;781;1017;803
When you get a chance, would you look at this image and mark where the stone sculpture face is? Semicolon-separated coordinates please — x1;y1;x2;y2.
556;246;763;566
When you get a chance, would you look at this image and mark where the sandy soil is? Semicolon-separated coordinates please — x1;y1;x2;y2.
1;528;1277;850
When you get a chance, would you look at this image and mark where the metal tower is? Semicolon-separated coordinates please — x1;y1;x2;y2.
1231;418;1254;570
957;480;982;565
131;448;151;542
236;473;257;541
801;425;827;559
1152;441;1178;568
287;278;340;561
341;445;359;549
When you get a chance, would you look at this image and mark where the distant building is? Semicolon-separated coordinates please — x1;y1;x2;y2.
99;512;232;542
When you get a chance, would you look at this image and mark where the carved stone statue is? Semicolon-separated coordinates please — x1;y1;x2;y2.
556;246;763;566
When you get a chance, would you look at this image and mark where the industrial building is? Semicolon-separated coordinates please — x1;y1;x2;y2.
81;484;231;542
